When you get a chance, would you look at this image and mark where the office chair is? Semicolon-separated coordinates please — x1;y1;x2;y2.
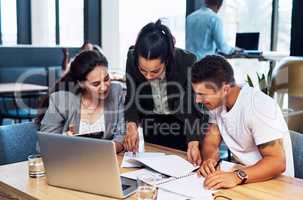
270;56;303;133
290;130;303;179
0;122;38;165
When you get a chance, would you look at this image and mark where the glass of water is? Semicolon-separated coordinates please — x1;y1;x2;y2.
28;154;45;178
137;174;158;200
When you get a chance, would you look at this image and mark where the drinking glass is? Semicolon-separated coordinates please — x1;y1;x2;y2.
28;154;45;178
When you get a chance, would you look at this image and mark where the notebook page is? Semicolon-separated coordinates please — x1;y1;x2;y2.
121;152;165;168
157;174;213;199
120;168;173;185
132;155;199;178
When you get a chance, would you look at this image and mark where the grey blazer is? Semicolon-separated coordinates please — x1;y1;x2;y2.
40;83;125;144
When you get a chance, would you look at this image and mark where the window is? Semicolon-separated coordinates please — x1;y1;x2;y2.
277;0;293;52
119;0;186;70
59;0;84;46
0;0;17;45
218;0;273;85
31;0;56;45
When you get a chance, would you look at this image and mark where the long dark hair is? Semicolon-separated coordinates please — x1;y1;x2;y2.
134;19;175;71
37;50;108;124
62;50;108;84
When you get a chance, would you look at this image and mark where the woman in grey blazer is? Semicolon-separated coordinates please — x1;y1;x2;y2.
40;50;125;153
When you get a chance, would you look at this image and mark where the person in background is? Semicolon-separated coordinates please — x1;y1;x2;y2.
191;55;294;189
62;41;94;75
123;20;208;165
40;50;125;153
186;0;241;60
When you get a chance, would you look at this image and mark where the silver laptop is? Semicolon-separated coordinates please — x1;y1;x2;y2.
37;132;137;199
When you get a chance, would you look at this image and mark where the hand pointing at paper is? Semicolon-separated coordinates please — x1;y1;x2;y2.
187;141;202;166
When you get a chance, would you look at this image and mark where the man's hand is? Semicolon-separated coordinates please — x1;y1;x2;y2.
198;158;219;177
187;141;202;166
123;122;139;152
204;171;241;190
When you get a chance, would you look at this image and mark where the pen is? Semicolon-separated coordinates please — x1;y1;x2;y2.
214;159;222;170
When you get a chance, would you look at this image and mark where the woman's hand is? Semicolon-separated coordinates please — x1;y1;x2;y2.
114;142;124;153
123;122;139;152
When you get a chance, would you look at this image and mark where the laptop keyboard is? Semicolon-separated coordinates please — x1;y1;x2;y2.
122;184;131;191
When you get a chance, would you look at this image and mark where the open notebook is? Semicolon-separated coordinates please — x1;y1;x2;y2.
121;168;213;199
121;160;238;199
121;152;165;168
129;155;199;177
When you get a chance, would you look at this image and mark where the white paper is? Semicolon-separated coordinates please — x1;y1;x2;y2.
132;155;199;177
157;189;192;200
157;174;213;199
121;168;173;185
121;152;165;168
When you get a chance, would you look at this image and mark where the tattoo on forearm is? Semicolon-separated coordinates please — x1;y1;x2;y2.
258;139;282;149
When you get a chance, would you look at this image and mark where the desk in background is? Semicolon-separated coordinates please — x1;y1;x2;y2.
223;51;289;62
0;83;48;94
0;83;49;124
0;143;303;200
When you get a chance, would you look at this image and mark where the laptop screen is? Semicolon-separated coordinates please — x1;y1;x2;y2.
236;32;260;50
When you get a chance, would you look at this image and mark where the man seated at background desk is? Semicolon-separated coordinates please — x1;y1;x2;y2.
186;0;240;60
191;55;294;189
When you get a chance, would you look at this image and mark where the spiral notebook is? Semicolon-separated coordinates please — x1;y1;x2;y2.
122;160;238;199
121;168;213;199
157;173;212;199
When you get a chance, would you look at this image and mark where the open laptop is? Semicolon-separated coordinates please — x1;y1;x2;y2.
236;32;262;57
37;132;137;199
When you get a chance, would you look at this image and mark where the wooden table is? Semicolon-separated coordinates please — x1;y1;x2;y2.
0;83;48;94
0;143;303;200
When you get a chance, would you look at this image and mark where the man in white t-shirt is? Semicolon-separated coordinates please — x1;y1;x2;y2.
191;55;294;190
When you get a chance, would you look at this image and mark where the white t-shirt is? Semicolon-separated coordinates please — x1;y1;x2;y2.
209;85;294;177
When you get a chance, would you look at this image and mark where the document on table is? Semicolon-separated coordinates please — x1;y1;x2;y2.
157;173;213;199
121;169;213;199
131;155;199;177
121;152;165;168
121;168;172;185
